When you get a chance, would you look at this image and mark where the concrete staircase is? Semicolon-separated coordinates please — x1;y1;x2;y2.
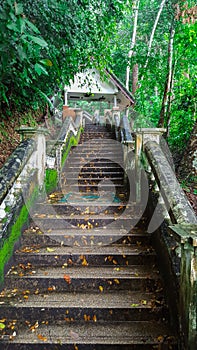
0;124;178;349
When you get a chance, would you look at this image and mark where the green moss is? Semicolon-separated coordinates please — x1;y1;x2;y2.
45;168;58;194
61;128;82;167
0;187;38;285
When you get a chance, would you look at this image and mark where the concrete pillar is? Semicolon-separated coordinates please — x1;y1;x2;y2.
113;95;117;108
64;88;68;106
17;127;49;188
134;128;166;203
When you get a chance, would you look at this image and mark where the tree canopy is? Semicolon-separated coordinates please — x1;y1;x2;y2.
110;0;197;152
0;0;126;114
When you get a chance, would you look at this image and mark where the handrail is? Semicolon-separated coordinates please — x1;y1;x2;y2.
145;140;197;225
0;139;35;204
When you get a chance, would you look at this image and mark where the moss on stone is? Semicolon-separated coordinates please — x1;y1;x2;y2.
61;129;82;167
45;169;58;194
0;187;38;285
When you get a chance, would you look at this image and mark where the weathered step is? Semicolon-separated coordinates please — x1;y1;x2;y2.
61;184;126;192
32;203;131;215
5;266;160;293
32;215;138;230
0;321;177;349
64;171;125;177
0;291;165;323
20;227;151;247
14;244;156;267
69;152;123;158
64;178;124;185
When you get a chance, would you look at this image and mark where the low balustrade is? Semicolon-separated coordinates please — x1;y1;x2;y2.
0;111;83;285
114;114;197;350
102;109;196;349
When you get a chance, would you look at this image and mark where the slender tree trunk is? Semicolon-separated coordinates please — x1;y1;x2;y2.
132;63;139;94
158;25;175;128
125;0;140;90
141;0;167;82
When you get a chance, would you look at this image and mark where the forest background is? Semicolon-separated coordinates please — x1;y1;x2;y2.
0;0;196;210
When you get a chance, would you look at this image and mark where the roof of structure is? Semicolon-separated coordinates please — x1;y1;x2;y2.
64;69;135;110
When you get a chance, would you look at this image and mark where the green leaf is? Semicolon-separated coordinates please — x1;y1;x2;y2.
0;323;5;330
29;36;48;47
34;63;48;76
7;22;18;32
25;19;40;34
14;2;23;16
40;59;53;67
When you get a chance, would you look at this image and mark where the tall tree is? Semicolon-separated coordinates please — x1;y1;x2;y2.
125;0;140;90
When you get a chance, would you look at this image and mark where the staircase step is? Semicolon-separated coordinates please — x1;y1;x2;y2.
0;321;177;349
5;266;160;293
14;244;156;266
0;291;165;322
32;203;133;215
20;228;151;247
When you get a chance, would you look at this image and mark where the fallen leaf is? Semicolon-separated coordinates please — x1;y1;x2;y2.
46;247;55;252
131;303;139;307
84;314;91;322
114;279;120;284
92;315;97;322
157;335;164;343
48;286;56;291
37;334;47;342
0;323;5;330
99;286;104;292
64;274;71;284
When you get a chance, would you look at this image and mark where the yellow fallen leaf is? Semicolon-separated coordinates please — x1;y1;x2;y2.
99;286;104;292
46;247;55;252
114;279;120;284
37;334;47;342
92;315;97;322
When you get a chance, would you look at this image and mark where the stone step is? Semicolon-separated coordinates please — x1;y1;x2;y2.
63;178;125;185
0;321;177;349
0;291;165;323
14;244;156;267
64;170;125;177
32;215;139;230
20;228;151;247
61;184;126;192
32;203;133;215
5;265;160;293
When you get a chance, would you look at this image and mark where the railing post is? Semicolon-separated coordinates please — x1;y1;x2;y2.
135;133;143;202
134;128;166;203
56;141;64;190
169;224;197;350
17;127;48;188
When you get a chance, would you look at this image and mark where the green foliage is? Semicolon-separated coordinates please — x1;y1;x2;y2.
0;0;127;115
111;0;197;153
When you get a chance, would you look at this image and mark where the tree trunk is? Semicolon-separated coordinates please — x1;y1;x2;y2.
141;0;167;82
158;25;175;128
125;0;140;90
132;63;139;95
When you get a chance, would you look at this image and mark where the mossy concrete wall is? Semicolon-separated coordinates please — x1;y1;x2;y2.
0;138;40;287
